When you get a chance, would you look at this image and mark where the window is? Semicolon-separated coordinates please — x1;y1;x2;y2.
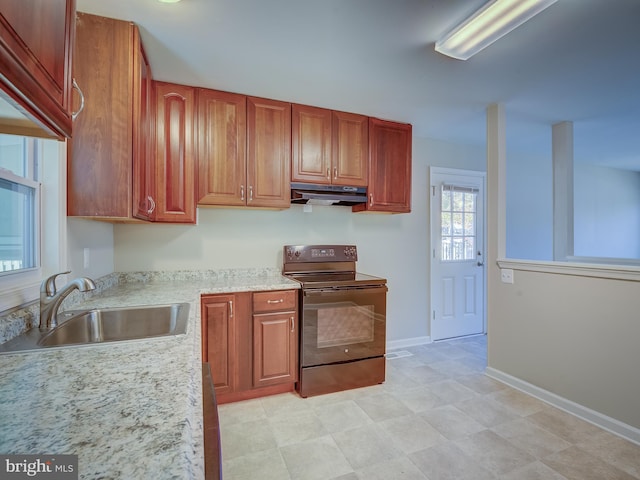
0;135;40;275
441;185;477;261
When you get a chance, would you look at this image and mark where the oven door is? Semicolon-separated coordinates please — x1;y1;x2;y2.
300;285;387;367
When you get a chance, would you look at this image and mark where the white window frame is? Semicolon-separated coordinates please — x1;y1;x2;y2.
0;137;44;312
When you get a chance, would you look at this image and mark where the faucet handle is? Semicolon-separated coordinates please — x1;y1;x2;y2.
41;271;72;297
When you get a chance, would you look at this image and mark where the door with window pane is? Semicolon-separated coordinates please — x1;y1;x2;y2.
431;169;485;341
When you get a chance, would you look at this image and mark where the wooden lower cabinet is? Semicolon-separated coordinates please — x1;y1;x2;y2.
201;289;298;403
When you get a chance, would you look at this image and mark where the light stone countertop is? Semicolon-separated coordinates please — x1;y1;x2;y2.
0;269;300;479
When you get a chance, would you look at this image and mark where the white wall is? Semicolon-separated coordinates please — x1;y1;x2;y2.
574;164;640;259
104;136;485;343
506;151;553;260
66;218;115;280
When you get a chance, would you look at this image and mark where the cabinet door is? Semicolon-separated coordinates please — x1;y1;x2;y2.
247;96;291;208
197;89;246;206
332;111;368;187
201;295;236;395
68;12;134;218
355;118;412;213
253;312;297;388
291;104;331;184
133;39;155;220
0;0;75;138
154;81;197;223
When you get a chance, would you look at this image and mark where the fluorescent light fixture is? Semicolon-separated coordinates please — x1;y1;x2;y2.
435;0;557;60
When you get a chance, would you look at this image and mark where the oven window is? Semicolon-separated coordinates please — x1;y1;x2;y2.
317;302;374;348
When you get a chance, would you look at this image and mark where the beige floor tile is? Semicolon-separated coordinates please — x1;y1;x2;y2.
260;391;313;418
420;404;486;440
576;430;640;478
542;445;637;480
268;409;328;447
217;397;266;427
409;441;497;480
401;364;449;384
354;392;412;421
280;435;354;480
426;379;477;404
527;408;606;444
491;417;572;459
390;384;444;413
456;395;519;427
219;418;278;460
377;413;446;453
456;374;508;395
489;387;548;416
455;430;536;475
354;456;428;480
222;448;290;480
429;358;481;377
314;399;373;433
332;424;403;469
499;460;569;480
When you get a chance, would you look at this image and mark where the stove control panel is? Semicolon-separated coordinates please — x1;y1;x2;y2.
284;245;358;263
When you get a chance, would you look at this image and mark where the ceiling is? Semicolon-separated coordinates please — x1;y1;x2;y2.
76;0;640;170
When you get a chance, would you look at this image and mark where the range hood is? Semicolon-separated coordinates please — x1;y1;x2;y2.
290;182;367;206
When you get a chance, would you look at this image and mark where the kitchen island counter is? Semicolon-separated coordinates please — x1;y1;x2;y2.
0;269;299;479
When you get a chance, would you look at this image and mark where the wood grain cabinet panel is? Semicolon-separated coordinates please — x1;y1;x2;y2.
247;96;291;208
153;81;197;223
201;294;238;395
292;104;368;187
68;13;138;219
354;118;412;213
197;89;246;206
0;0;75;139
253;311;297;388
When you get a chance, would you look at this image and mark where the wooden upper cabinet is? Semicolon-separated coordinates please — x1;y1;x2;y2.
197;89;246;207
354;118;412;213
291;104;331;184
292;104;368;187
332;110;368;186
0;0;75;139
246;96;291;208
132;39;155;221
154;81;197;223
68;12;138;219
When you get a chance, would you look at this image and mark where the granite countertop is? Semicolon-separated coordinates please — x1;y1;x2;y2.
0;269;299;479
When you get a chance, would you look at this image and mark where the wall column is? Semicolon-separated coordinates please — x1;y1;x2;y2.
552;121;574;260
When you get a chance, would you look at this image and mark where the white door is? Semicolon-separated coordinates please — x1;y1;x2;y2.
430;168;485;341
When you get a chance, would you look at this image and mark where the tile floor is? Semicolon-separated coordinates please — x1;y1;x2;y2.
218;335;640;480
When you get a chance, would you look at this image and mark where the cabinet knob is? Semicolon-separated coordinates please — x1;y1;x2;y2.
267;298;283;304
71;79;85;121
240;185;245;201
290;316;295;332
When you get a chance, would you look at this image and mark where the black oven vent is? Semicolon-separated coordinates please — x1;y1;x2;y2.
290;183;367;206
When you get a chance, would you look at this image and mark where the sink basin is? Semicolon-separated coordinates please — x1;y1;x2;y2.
0;303;189;354
39;303;190;347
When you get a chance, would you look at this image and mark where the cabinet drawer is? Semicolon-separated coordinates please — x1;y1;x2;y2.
253;290;297;313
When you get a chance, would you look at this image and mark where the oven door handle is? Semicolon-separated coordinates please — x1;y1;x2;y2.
303;285;387;297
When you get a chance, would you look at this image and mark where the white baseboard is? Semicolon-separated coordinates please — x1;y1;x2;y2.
387;336;431;350
485;367;640;446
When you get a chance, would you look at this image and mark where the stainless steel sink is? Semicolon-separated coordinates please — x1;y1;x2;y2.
0;303;190;354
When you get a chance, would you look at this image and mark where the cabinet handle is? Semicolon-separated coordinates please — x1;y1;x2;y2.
229;300;233;318
267;298;283;304
369;193;373;206
147;195;156;215
240;185;245;201
249;186;253;202
333;167;337;180
71;79;85;121
290;316;294;332
326;168;330;181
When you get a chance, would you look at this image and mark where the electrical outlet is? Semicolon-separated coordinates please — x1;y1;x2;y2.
83;248;90;269
500;268;514;284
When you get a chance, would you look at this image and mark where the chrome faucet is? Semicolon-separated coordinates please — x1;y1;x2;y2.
39;271;96;330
